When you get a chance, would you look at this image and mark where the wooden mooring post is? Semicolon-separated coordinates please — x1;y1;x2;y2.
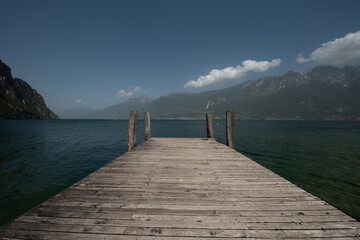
226;110;234;148
206;113;213;138
144;112;151;141
127;110;138;151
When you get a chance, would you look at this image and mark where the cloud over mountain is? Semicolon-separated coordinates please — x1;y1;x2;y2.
296;53;311;64
74;99;87;105
118;86;141;97
297;30;360;65
184;59;281;88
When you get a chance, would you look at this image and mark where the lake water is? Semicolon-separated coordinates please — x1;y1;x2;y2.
0;119;359;226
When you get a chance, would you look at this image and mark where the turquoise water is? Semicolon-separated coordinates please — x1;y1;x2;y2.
0;119;359;227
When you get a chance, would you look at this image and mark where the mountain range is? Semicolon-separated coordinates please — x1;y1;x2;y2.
0;60;58;119
2;58;358;121
63;65;360;120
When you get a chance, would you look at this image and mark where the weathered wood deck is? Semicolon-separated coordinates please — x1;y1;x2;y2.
1;138;359;239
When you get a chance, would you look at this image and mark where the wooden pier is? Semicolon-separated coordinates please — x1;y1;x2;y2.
1;137;359;239
1;111;360;239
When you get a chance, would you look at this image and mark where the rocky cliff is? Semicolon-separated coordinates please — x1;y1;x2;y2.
0;60;58;119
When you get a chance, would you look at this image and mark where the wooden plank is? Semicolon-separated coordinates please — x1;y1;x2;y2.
0;229;255;240
3;221;126;235
130;214;355;223
29;205;347;217
13;215;248;230
0;137;359;239
246;221;360;230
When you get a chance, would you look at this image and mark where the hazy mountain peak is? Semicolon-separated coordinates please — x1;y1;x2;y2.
82;95;155;119
126;95;155;104
58;105;94;119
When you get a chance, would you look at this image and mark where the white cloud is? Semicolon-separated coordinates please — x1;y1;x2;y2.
297;30;360;65
117;86;141;97
184;59;281;88
74;99;87;105
296;53;311;63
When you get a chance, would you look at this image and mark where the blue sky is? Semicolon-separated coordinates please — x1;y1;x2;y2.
1;0;360;113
